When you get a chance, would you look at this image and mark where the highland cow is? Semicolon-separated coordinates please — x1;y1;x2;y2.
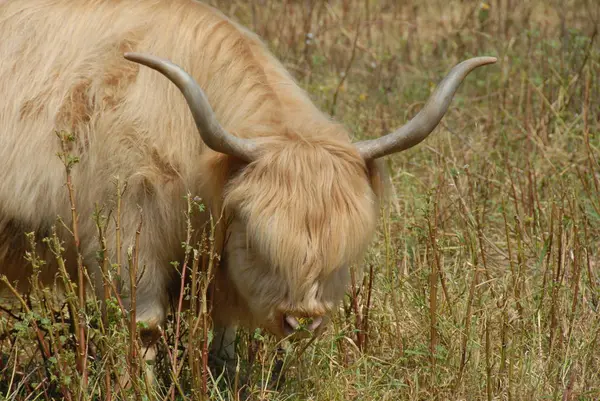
0;0;495;367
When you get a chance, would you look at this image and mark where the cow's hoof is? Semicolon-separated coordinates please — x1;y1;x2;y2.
267;358;286;390
208;353;244;385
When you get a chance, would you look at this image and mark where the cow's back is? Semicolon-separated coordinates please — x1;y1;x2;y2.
0;0;271;286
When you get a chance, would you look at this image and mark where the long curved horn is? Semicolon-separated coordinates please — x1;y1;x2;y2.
355;56;497;161
124;52;258;162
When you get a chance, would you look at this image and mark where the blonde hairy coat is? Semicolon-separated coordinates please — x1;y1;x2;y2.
0;0;383;344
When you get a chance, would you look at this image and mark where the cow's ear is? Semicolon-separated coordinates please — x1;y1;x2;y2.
366;158;390;202
198;152;238;208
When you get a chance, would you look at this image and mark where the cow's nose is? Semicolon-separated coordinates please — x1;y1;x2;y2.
282;315;323;336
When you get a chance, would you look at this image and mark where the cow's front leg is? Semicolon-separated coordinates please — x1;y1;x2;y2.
129;263;169;386
209;325;238;379
139;325;161;389
108;261;169;390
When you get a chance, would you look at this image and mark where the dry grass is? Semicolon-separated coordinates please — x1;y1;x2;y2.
1;0;599;400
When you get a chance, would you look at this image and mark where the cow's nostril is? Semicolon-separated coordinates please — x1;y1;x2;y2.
284;315;300;335
308;316;323;331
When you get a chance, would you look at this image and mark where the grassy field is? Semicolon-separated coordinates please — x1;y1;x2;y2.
1;0;599;400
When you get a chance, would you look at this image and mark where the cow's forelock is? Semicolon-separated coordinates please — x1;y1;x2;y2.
221;136;378;334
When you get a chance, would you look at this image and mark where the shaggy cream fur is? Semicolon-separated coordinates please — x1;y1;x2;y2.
0;0;383;344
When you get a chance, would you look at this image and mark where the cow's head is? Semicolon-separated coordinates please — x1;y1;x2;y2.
124;53;496;338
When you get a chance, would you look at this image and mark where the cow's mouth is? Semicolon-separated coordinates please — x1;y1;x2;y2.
282;315;323;336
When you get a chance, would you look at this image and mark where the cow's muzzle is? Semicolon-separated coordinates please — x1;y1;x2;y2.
282;315;323;337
